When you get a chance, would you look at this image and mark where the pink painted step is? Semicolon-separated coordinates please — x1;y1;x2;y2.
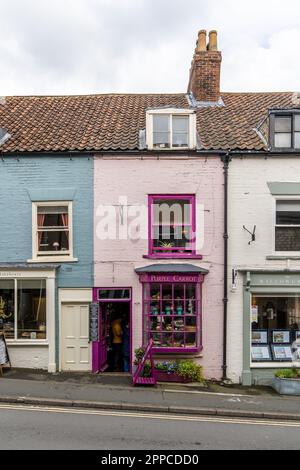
134;377;156;386
132;339;156;386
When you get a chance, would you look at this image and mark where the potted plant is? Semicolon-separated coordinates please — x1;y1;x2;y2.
154;360;205;384
133;347;151;377
273;369;300;395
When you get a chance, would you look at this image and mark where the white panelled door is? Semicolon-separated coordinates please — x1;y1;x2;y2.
61;304;91;371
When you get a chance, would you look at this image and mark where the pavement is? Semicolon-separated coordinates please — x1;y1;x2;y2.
1;368;300;421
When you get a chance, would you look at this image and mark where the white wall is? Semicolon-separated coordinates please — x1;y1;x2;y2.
8;346;49;370
227;156;300;382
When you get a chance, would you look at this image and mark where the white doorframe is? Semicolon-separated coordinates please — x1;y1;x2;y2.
59;288;92;372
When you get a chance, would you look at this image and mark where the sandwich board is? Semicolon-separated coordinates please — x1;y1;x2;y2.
0;334;11;376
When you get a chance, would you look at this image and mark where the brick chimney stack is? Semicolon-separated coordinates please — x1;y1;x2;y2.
188;30;222;103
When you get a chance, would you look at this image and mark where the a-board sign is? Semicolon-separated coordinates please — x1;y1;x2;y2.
0;334;9;366
89;302;100;342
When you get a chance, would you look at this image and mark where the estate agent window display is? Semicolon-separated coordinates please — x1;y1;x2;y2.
251;295;300;363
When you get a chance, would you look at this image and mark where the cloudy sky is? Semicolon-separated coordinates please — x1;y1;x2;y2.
0;0;299;95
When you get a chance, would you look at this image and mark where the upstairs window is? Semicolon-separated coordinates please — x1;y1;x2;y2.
153;115;189;149
275;200;300;252
146;109;196;150
272;113;300;150
149;195;196;258
32;202;74;260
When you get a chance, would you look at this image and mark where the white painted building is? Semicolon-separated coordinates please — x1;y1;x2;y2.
228;146;300;385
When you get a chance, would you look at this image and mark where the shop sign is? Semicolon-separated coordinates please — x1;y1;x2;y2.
89;303;99;342
259;278;300;286
0;272;21;278
139;274;202;283
249;273;300;287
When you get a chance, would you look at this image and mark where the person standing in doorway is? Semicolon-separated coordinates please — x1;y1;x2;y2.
111;314;123;372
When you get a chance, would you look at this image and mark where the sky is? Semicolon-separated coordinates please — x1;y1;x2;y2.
0;0;299;95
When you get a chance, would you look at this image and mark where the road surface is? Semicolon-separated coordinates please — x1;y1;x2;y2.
0;403;299;450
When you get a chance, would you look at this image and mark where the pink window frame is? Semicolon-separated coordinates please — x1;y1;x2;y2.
148;194;197;259
141;276;203;354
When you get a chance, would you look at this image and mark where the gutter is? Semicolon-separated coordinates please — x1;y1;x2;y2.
2;147;300;157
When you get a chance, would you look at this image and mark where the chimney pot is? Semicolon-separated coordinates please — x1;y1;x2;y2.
208;30;218;51
196;30;207;52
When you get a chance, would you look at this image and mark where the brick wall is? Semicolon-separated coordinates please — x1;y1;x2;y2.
188;51;222;102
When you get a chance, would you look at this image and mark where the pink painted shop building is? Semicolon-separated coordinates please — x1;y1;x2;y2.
92;30;225;380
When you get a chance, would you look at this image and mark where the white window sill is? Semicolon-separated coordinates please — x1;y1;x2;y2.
251;362;294;368
267;254;300;260
6;340;49;346
27;257;78;263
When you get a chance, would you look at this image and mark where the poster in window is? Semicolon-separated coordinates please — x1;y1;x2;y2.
272;330;291;344
251;330;268;345
89;303;99;342
271;345;293;362
295;331;300;341
251;305;258;323
251;345;272;362
292;345;300;361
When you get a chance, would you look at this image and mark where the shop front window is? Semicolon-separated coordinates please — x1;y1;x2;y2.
251;295;300;363
0;280;15;339
17;280;47;340
143;281;200;351
0;279;47;341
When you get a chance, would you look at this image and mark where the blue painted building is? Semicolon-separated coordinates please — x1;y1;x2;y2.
0;153;93;371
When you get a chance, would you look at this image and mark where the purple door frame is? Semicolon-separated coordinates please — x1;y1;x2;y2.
92;288;133;374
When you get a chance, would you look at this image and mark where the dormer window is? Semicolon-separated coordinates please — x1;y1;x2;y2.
271;113;300;150
146;109;196;150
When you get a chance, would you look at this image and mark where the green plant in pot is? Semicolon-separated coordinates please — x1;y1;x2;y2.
134;347;151;378
275;368;300;379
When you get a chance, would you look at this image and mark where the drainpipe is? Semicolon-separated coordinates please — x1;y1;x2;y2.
222;150;231;381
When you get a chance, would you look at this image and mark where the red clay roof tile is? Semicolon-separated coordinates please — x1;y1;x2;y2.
0;92;299;152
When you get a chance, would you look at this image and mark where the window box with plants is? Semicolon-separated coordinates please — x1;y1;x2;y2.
273;369;300;396
153;360;204;384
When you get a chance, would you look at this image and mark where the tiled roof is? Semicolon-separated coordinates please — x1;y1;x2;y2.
0;92;299;153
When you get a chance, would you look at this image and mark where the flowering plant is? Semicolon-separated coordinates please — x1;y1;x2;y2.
154;361;180;374
154;360;204;383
